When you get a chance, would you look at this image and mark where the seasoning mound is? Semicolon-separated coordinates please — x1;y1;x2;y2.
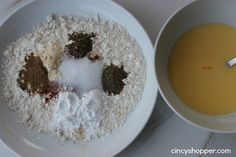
52;89;104;140
39;42;63;81
17;53;49;94
1;15;146;141
65;32;95;58
102;64;128;95
59;57;103;92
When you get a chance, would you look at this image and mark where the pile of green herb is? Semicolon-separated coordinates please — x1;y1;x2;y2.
102;64;128;95
65;32;96;58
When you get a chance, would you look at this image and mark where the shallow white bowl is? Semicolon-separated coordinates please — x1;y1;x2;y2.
155;0;236;133
0;0;157;156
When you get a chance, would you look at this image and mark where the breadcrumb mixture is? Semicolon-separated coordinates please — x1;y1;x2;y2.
1;15;145;141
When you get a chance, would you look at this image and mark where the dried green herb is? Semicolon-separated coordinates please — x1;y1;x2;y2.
17;53;49;94
102;64;128;95
65;32;95;58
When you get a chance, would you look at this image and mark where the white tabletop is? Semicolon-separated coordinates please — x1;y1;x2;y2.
0;0;235;157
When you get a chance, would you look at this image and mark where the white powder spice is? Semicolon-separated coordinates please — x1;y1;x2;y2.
1;14;146;141
52;90;104;141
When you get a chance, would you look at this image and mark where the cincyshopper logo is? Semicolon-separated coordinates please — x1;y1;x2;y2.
171;147;231;156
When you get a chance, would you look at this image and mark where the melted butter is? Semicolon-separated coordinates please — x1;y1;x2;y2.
168;24;236;115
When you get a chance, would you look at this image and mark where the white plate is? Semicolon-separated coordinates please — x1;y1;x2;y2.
0;0;157;156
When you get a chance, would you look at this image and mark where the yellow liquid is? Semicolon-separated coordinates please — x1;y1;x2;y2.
168;24;236;115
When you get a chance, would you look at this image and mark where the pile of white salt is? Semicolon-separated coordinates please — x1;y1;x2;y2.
59;57;103;92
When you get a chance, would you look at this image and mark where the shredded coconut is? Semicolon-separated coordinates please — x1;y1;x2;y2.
1;14;146;141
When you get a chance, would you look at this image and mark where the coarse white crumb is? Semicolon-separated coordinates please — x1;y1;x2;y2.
1;14;146;141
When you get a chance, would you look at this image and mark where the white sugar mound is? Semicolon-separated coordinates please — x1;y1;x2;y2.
59;57;103;92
